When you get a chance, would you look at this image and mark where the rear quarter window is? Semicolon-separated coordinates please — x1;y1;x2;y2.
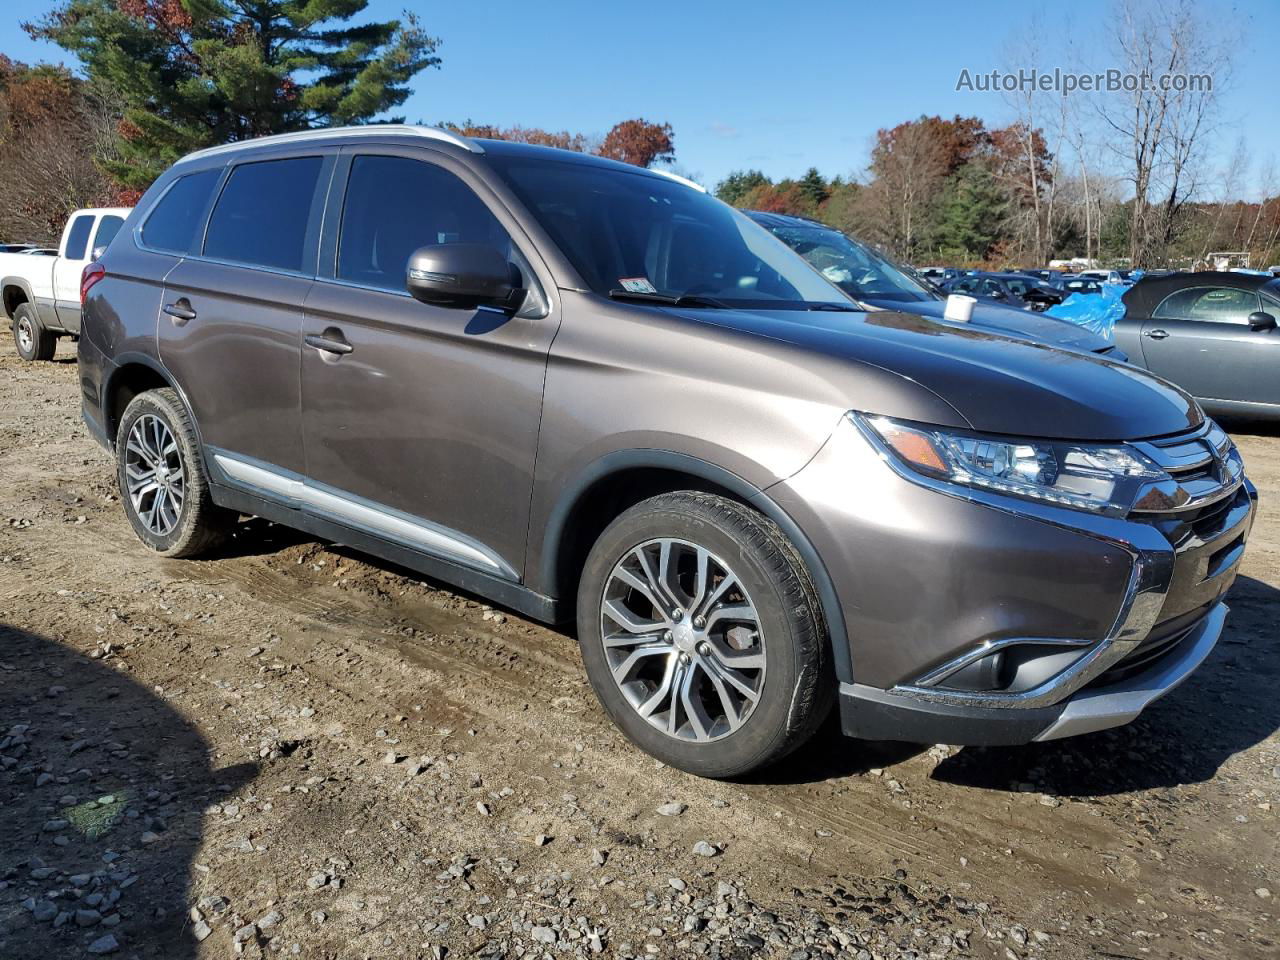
141;169;223;254
203;156;323;273
92;215;125;256
62;215;95;260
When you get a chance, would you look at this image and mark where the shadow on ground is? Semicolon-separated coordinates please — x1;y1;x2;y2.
932;575;1280;796
0;624;255;958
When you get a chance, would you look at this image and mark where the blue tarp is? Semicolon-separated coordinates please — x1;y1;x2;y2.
1045;280;1132;341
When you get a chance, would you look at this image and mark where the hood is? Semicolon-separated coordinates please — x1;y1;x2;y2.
863;296;1109;352
678;306;1201;442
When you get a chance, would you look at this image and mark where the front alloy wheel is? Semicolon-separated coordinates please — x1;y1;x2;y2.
601;538;765;742
577;492;833;778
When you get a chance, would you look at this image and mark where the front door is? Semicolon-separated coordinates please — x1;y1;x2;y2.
157;153;332;476
299;148;559;581
1140;285;1280;406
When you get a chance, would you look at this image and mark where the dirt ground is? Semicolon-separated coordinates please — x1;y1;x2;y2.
0;342;1276;960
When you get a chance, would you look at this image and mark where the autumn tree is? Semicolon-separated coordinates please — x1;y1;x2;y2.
863;116;952;259
598;119;675;168
443;121;594;153
0;57;123;243
27;0;443;188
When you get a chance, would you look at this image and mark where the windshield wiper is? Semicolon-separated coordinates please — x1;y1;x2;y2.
806;302;859;312
607;289;729;309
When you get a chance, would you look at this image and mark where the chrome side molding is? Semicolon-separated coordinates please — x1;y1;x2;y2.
210;450;516;580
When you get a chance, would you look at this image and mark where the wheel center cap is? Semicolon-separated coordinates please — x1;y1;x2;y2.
672;622;698;654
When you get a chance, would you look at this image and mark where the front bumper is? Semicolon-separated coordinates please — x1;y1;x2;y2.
768;415;1257;746
838;601;1227;744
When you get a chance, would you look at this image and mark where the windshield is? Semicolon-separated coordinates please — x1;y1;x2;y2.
488;157;848;309
765;224;934;303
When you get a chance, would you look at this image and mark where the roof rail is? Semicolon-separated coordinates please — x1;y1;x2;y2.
646;168;707;193
182;124;485;162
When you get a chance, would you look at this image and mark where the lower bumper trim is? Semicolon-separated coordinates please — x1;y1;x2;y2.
1032;601;1226;740
839;601;1227;746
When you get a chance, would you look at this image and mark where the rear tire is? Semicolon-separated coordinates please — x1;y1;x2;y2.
12;303;55;361
576;491;833;779
116;388;235;557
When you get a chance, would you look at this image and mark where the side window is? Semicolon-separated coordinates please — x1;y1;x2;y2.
91;215;125;256
204;156;323;273
337;155;511;293
142;169;222;254
63;215;95;261
981;279;1003;296
1155;287;1261;324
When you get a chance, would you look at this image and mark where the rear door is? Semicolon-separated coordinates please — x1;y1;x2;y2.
298;146;559;580
157;152;333;477
1140;285;1280;405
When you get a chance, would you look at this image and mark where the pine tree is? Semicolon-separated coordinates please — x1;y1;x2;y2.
715;170;769;206
796;167;829;210
26;0;442;189
933;161;1004;261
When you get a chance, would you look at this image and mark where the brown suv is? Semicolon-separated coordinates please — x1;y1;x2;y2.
79;126;1256;777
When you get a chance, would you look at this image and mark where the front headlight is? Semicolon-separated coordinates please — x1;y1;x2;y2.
861;414;1167;516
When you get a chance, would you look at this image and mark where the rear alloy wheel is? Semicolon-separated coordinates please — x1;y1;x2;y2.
116;388;234;557
577;492;833;778
12;303;56;361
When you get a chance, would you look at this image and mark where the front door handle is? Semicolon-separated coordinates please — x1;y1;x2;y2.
163;299;196;323
305;332;354;356
1145;328;1170;340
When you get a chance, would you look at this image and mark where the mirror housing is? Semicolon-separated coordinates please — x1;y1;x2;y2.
406;243;522;311
1247;311;1277;331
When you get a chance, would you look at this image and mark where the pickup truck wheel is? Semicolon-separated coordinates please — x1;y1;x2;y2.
12;303;56;361
577;492;833;779
116;388;234;557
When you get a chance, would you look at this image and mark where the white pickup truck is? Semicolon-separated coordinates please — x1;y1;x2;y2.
2;207;132;361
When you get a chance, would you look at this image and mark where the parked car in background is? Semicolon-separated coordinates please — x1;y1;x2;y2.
1114;271;1280;419
81;126;1250;777
942;272;1065;312
1079;269;1134;285
1061;276;1106;296
0;243;38;254
1;207;132;360
748;213;1119;356
917;266;963;286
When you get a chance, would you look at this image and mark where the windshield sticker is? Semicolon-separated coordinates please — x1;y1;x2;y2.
618;277;657;294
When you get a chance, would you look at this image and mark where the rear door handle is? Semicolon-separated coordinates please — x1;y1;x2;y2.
305;333;354;355
163;300;196;323
1145;328;1170;340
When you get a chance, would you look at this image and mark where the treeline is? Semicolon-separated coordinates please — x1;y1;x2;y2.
714;114;1280;271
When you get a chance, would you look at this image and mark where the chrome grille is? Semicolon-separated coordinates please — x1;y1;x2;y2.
1129;421;1243;517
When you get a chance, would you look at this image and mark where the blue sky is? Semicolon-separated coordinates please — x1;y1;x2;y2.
5;0;1277;196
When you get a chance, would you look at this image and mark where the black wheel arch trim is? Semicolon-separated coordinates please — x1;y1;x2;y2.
537;449;854;684
101;351;207;458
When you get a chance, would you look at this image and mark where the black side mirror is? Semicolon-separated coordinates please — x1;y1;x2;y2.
989;289;1006;300
1247;311;1277;331
406;243;523;312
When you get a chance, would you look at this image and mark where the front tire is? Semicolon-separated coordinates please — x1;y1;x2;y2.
12;303;55;361
576;492;833;778
116;388;234;557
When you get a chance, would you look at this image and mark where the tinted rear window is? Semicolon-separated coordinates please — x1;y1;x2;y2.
63;215;94;260
204;157;323;273
142;169;222;254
